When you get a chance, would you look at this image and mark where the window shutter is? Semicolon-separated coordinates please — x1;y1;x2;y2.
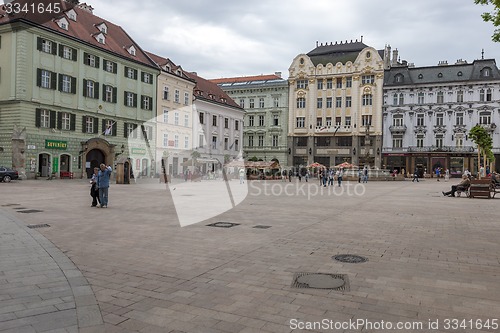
141;72;144;83
57;112;62;129
35;108;41;128
51;42;57;55
140;95;144;109
82;116;86;133
94;82;99;99
83;52;89;65
112;121;117;136
113;87;117;103
124;123;129;138
95;56;100;69
58;74;63;91
93;117;99;133
102;84;106;101
50;72;57;90
102;119;106;133
37;37;42;51
149;97;153;110
70;114;76;131
124;91;127;106
50;111;56;128
134;69;138;80
124;66;128;78
83;79;87;97
58;44;63;57
113;62;117;74
103;59;107;70
133;93;137;107
72;48;77;61
36;68;42;87
71;77;76;94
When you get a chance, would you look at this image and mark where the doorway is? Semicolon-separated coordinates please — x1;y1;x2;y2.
38;153;51;177
86;149;105;178
60;154;70;172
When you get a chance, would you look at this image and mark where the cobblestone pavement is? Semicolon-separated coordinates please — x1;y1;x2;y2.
1;178;499;333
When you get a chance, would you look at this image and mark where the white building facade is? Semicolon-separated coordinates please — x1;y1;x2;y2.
383;55;500;176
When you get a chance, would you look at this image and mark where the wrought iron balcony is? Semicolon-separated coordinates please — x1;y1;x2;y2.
389;125;407;133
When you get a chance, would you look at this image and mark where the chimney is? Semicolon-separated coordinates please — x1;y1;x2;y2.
391;48;398;66
384;44;391;69
77;3;94;14
274;72;282;78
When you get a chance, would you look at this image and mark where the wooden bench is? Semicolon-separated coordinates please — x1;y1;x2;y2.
468;179;493;199
492;182;500;198
59;171;73;179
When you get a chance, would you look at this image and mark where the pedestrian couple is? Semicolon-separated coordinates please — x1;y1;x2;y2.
90;163;112;208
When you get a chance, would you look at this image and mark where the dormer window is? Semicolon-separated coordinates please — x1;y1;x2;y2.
94;33;106;44
56;17;69;30
165;65;171;72
394;74;404;83
96;23;108;34
66;9;77;21
481;67;492;77
127;45;136;56
176;69;182;76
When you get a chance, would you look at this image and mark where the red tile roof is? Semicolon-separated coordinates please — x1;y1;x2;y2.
185;72;242;110
210;74;282;84
0;0;157;69
144;51;193;82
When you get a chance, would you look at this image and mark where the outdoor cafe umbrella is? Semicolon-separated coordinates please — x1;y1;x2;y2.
334;162;358;169
307;162;325;168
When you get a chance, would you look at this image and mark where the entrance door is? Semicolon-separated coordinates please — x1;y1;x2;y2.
60;154;70;172
38;153;50;177
86;149;105;178
142;158;148;176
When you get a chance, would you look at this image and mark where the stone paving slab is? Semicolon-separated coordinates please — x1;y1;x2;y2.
1;178;500;332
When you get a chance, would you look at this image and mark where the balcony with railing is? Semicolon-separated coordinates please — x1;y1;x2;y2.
315;125;352;134
389;125;407;133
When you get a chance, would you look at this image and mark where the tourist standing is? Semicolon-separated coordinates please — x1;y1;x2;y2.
97;164;112;208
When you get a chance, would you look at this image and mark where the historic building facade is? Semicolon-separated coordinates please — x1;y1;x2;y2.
383;52;500;176
0;1;159;179
287;40;384;169
211;74;289;166
146;52;196;177
187;72;245;174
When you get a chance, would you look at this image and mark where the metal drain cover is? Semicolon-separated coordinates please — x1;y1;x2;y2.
292;273;348;291
333;254;368;263
18;210;44;214
207;222;240;228
27;224;50;229
253;225;271;229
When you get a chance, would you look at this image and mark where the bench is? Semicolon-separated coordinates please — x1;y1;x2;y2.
60;171;74;179
468;179;493;199
492;182;500;198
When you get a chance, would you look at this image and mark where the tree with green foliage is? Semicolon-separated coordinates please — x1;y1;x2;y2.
475;0;500;42
469;125;494;177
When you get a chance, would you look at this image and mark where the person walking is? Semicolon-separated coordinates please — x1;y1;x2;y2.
363;166;369;183
412;169;419;182
337;168;343;186
435;167;440;181
239;168;245;184
90;167;100;207
97;163;112;208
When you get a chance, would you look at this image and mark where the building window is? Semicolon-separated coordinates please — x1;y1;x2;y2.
417;135;424;148
184;92;190;105
297;79;308;89
456;112;464;126
345;96;352;107
239;99;245;108
335;117;341;126
326;97;332;108
163;133;169;147
38;69;53;89
296;117;305;128
479;111;491;125
83;79;98;99
436;113;444;126
163;86;169;100
273;115;279;126
184;136;189;149
326;79;333;89
362;115;372;126
125;91;137;107
345;116;351;126
336;97;342;108
326;117;332;126
86;116;94;134
141;96;152;110
273;97;279;107
393;114;404;126
62;46;73;60
258;135;264;147
60;112;71;130
174;135;179;148
235;120;239;130
437;91;444;104
316;117;323;127
436;135;444;148
480;89;485;102
362;94;373;106
141;72;153;84
175;112;179;125
163;109;169;123
399;93;404;105
174;90;180;103
258;115;264;126
104;85;116;103
84;53;99;68
456;134;464;148
249;98;255;108
212;115;217;126
259;98;265;108
486;88;492;101
272;135;278;147
317;80;323;90
317;98;323;109
125;67;137;79
41;39;54;54
103;59;116;73
60;74;73;93
297;97;306;108
392;135;403;148
361;75;375;84
417;113;425;126
199;112;204;125
212;136;217;149
199;134;204;147
224;137;229;150
393;93;398;106
457;90;464;103
346;77;352;88
248;115;254;127
235;139;239;151
248;135;254;147
417;92;424;104
296;137;308;147
40;109;50;128
336;78;342;88
185;115;189;127
224;117;229;129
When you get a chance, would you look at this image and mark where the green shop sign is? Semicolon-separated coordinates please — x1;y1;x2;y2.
45;140;68;150
131;148;146;155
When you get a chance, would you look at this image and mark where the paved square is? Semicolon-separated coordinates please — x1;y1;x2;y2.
1;178;499;332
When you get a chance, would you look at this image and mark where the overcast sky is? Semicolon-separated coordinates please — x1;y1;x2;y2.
92;0;498;79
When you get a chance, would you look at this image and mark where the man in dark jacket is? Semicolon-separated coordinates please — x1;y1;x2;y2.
442;175;470;197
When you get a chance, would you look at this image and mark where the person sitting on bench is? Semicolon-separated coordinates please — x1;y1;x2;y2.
491;172;500;186
442;174;470;197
